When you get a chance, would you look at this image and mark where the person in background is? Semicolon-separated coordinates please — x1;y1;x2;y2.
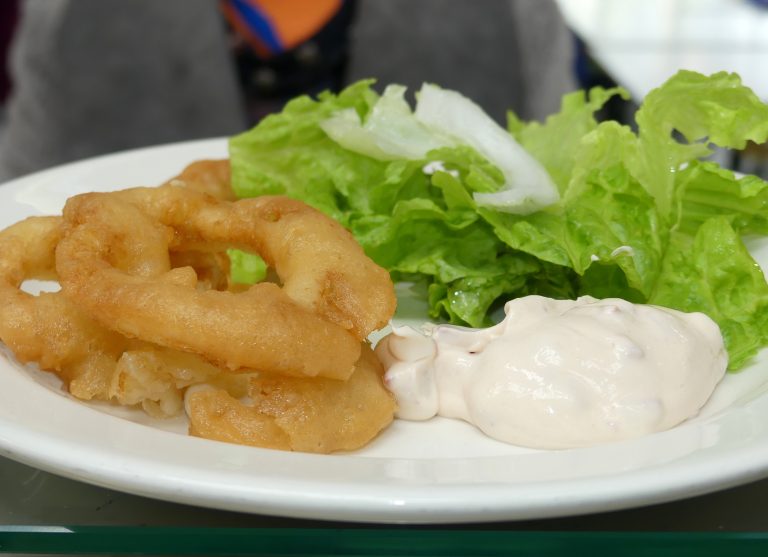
0;0;576;182
221;0;357;124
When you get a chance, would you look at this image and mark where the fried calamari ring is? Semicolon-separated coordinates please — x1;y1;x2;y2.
157;159;396;332
0;164;398;453
56;192;367;379
0;215;222;411
105;185;396;340
185;343;396;453
0;216;124;399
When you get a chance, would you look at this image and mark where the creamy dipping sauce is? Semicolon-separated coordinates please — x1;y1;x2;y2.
375;295;727;449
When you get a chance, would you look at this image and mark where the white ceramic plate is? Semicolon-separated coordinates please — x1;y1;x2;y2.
1;138;768;524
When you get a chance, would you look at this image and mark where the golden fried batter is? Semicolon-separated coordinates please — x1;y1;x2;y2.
165;159;235;201
0;216;229;410
0;159;398;453
186;344;396;453
56;186;396;378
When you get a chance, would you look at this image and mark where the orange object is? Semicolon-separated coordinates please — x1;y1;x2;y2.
221;0;343;58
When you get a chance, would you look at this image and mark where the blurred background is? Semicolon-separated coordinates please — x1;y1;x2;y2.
0;0;766;181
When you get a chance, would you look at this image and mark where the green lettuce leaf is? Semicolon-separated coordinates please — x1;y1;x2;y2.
229;80;383;220
227;249;267;284
632;70;768;220
675;161;768;236
650;218;768;369
229;71;768;370
508;86;629;193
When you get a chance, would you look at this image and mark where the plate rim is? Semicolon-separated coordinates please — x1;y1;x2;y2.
1;138;768;524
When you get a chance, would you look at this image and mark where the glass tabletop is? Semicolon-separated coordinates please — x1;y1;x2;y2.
2;456;768;555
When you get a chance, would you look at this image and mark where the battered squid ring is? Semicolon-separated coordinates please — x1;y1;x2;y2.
56;190;393;379
185;343;396;453
106;184;397;340
0;216;121;399
0;216;219;408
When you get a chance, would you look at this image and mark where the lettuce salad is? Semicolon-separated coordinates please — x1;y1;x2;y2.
229;70;768;370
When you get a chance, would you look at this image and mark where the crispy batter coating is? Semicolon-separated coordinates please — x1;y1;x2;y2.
0;159;398;452
104;185;397;340
168;251;231;291
57;186;396;378
0;216;215;408
186;343;396;453
164;159;235;201
0;216;123;399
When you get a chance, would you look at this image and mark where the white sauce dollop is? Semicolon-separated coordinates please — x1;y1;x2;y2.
375;295;727;449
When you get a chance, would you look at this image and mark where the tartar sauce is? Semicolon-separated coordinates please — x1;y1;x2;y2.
375;295;727;449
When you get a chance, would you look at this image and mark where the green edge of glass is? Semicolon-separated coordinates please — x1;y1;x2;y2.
2;527;768;556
